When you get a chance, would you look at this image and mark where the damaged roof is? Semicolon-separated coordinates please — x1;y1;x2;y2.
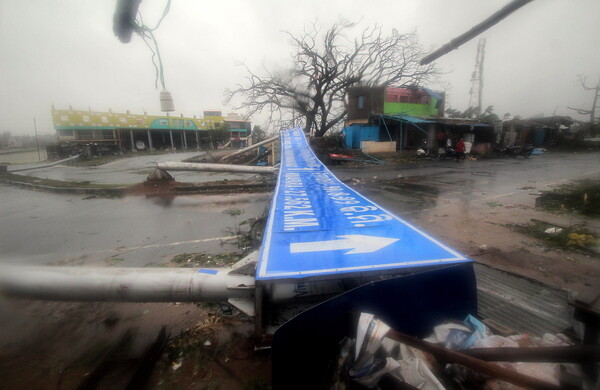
504;115;575;129
434;117;493;127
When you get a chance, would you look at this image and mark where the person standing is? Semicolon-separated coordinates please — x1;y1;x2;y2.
455;138;465;161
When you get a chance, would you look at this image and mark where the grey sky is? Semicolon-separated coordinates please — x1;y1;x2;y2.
1;0;599;136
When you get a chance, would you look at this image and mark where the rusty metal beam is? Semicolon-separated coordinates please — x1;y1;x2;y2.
387;330;560;390
461;345;600;363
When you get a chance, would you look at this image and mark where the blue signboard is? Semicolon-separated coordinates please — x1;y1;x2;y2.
256;127;470;280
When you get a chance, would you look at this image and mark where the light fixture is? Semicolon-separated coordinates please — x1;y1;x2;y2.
160;90;175;112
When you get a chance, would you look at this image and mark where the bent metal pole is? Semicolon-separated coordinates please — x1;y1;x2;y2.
8;154;81;173
219;135;279;162
158;161;276;175
420;0;535;65
0;265;255;303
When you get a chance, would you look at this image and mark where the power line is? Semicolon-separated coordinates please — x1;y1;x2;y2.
134;1;171;90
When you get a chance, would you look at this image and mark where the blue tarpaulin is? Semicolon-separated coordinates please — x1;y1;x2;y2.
341;125;380;149
256;127;470;280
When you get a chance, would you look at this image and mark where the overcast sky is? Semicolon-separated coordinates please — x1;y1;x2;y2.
1;0;599;136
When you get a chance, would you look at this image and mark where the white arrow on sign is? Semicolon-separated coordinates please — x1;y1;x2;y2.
290;235;399;255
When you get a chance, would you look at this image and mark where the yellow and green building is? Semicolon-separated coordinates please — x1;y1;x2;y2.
51;106;252;151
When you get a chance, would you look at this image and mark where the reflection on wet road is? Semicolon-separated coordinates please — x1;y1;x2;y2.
0;186;270;266
15;151;256;184
333;152;600;218
2;152;599;269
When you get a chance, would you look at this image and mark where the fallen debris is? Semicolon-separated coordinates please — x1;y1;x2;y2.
333;313;597;390
536;180;600;217
544;227;563;235
328;150;387;165
511;220;598;255
146;168;174;182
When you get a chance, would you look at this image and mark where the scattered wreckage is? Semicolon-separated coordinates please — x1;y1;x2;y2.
1;128;598;389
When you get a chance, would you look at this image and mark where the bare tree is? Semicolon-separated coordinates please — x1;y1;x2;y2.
225;22;437;137
568;74;600;135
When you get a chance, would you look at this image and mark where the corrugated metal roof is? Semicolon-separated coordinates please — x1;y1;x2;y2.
381;114;436;124
435;118;493;127
381;115;492;128
474;263;571;336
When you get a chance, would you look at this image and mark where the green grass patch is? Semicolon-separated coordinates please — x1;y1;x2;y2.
536;180;600;217
106;257;124;265
511;219;598;254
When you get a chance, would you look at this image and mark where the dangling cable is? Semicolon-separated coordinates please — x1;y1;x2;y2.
133;0;171;90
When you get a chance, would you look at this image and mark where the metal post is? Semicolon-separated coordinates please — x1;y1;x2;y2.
183;131;188;150
34;117;41;161
400;122;403;150
219;135;279;162
0;265;254;303
158;161;276;175
268;142;274;166
147;130;154;151
130;130;135;151
169;130;175;150
195;131;200;150
381;116;393;141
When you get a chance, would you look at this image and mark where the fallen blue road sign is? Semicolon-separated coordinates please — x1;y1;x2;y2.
256;127;470;280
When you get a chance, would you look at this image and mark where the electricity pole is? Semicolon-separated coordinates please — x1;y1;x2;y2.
468;38;486;118
34;117;41;161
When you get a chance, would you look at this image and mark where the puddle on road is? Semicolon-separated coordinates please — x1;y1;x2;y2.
142;193;268;210
371;178;440;214
472;171;493;176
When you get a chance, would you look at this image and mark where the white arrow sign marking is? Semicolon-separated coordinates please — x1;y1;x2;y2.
290;235;399;255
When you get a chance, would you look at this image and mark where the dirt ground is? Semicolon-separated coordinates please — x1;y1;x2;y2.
330;152;600;296
0;296;270;390
1;153;599;389
363;175;600;293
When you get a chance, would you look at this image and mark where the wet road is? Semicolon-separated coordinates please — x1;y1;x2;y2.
2;152;599;267
333;152;600;218
14;151;257;184
0;186;270;266
2;151;597;389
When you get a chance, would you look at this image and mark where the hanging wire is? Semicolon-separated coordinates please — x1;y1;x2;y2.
146;0;171;31
133;0;171;90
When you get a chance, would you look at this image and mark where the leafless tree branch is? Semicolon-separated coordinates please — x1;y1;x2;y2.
567;73;600;131
224;22;439;137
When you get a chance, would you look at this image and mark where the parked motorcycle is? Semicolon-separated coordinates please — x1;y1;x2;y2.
438;147;463;160
509;145;534;158
492;145;533;159
416;148;433;160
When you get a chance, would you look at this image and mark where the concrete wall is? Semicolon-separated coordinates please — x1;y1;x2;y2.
347;86;385;121
360;141;396;153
